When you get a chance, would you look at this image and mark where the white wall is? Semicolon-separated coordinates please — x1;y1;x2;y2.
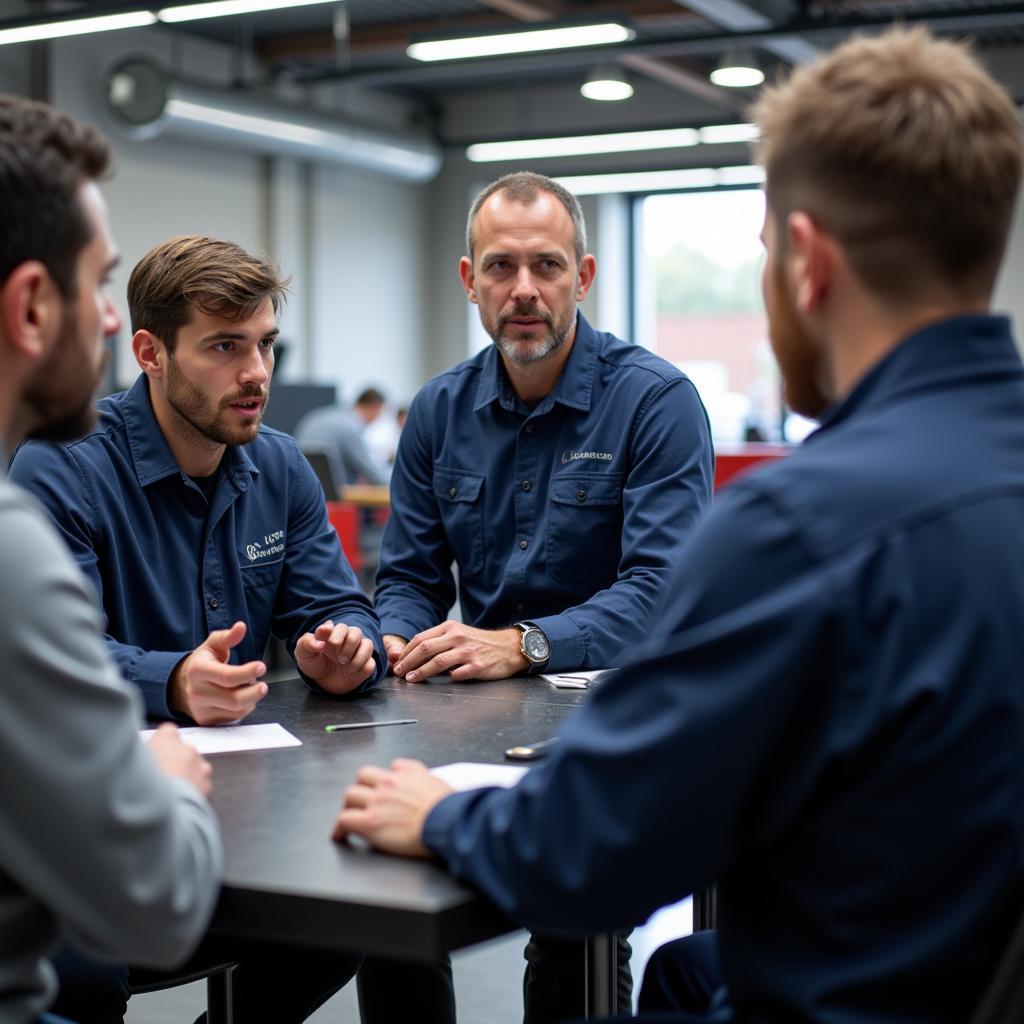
308;162;429;406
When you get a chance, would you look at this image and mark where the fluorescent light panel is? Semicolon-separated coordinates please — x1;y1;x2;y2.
159;0;338;24
0;10;155;46
554;165;765;196
408;22;633;62
466;124;756;162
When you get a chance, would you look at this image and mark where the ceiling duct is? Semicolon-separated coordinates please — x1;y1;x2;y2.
105;57;442;183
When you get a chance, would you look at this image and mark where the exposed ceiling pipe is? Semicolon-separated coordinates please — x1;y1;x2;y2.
105;57;443;183
672;0;820;64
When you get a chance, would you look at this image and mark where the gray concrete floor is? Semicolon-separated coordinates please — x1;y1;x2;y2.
123;898;692;1023
124;931;528;1024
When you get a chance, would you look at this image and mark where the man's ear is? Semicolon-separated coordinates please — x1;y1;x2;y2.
0;261;61;361
133;329;167;378
459;257;478;305
576;254;597;302
787;211;836;315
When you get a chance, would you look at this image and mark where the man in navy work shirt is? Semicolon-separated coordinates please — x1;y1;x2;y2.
336;28;1024;1024
376;171;712;683
371;171;712;1022
11;235;384;1022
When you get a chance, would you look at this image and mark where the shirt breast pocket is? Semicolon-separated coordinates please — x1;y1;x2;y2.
433;468;485;576
546;473;624;584
239;558;283;627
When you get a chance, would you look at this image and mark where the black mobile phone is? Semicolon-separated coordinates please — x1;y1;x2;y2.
504;736;559;761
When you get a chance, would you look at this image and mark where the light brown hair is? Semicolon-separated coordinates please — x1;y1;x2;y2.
751;27;1023;305
128;235;290;350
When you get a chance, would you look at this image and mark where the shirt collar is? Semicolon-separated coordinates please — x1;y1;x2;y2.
809;314;1021;442
472;311;599;414
121;375;260;489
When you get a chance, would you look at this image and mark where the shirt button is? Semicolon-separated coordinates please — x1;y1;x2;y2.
525;423;535;434
515;603;525;614
522;480;531;492
448;486;457;498
208;597;219;610
519;539;528;550
576;490;587;502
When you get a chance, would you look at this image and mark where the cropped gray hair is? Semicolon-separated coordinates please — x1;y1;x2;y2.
465;171;587;265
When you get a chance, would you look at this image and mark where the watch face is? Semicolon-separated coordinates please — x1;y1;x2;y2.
523;628;550;662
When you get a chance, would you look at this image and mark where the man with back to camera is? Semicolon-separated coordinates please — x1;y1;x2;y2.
294;385;392;488
370;170;714;1021
0;94;220;1024
336;28;1024;1024
11;235;386;1021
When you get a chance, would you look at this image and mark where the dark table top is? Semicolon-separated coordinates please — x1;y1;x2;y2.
208;674;586;961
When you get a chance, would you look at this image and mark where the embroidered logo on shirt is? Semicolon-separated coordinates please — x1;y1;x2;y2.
561;449;615;464
245;529;285;563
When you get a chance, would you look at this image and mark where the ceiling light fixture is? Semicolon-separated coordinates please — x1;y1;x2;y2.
581;64;633;102
468;127;698;163
554;165;765;197
710;49;765;88
407;22;634;63
159;0;339;23
0;10;156;46
466;123;756;163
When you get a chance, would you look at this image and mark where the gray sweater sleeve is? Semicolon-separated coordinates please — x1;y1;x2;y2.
0;480;222;972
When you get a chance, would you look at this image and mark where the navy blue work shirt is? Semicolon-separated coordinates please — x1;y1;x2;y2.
375;313;714;670
424;315;1024;1023
10;376;384;719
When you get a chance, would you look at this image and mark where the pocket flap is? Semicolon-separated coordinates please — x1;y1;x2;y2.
550;474;623;507
434;468;485;503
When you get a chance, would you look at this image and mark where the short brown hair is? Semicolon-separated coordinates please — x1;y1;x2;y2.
0;95;110;298
128;235;290;349
467;171;587;265
751;27;1023;305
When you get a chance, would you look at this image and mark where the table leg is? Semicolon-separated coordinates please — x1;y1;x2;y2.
584;932;617;1018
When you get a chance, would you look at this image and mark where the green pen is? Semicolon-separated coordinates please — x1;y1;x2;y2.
324;718;417;733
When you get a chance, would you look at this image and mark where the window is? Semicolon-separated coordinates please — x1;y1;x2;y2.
634;188;792;443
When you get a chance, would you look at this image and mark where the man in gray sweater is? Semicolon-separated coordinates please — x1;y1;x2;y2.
0;95;221;1023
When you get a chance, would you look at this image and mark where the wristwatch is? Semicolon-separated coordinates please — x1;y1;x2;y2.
515;622;551;671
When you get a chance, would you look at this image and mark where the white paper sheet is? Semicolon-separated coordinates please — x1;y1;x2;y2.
431;762;528;791
539;669;612;689
140;722;302;755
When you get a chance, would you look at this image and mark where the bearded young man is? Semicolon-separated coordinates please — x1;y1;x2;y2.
336;28;1024;1024
0;96;220;1024
10;235;385;1023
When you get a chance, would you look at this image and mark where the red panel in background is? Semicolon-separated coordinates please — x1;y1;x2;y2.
714;443;792;490
326;501;364;572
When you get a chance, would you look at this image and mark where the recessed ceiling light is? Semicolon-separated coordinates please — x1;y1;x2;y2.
710;50;765;88
581;65;634;102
